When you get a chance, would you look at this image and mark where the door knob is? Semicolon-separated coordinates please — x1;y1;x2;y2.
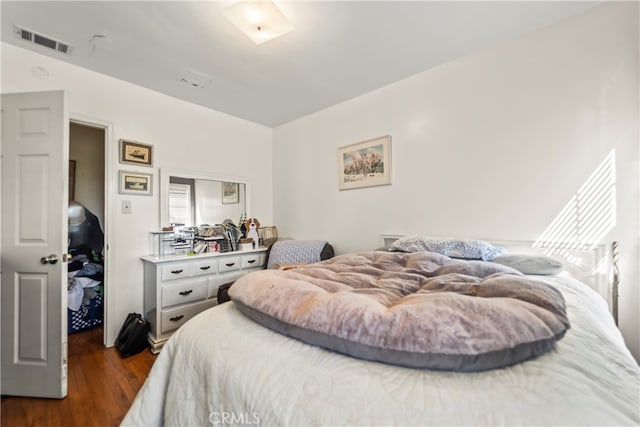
40;254;59;265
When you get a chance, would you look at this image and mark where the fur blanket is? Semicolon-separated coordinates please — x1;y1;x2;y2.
230;251;569;371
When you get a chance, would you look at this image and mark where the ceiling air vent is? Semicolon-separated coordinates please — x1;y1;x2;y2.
14;25;73;56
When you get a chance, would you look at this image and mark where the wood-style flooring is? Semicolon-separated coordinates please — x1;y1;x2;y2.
1;326;157;427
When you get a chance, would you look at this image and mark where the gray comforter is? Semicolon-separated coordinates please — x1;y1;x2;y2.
230;251;569;371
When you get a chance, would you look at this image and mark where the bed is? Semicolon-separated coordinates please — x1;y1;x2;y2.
122;237;639;426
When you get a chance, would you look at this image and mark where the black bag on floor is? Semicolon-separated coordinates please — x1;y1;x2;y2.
115;313;149;358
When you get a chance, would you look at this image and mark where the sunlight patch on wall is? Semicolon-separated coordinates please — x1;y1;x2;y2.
534;150;617;260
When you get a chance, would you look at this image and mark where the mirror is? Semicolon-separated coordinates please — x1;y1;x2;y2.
160;168;249;228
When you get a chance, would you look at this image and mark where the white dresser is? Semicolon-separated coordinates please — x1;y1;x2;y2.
141;248;267;353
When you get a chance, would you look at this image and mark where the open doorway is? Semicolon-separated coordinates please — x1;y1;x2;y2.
67;121;106;345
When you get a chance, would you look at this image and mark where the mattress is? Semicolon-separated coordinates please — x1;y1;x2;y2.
122;271;639;426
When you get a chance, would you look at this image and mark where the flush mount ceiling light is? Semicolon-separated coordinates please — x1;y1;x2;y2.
222;0;294;45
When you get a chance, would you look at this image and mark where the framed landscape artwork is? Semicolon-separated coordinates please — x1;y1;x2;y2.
337;135;391;190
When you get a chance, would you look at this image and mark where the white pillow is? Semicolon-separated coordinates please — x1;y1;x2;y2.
491;254;564;275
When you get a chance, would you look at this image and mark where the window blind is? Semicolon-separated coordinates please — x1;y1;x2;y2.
168;183;191;225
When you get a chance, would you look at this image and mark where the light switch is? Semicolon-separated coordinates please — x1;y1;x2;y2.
122;200;132;214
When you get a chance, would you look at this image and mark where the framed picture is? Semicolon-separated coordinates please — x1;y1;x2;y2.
69;160;76;201
120;139;153;167
337;135;391;190
119;170;153;196
222;182;239;204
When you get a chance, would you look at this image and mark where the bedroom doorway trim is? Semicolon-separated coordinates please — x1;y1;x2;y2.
70;114;115;347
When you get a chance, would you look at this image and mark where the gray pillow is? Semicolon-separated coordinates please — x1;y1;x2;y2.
492;254;564;275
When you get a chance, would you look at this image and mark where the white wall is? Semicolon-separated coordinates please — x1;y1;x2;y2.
273;2;640;360
1;43;273;346
70;122;105;228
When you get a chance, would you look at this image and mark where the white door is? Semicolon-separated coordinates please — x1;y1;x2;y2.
1;90;68;398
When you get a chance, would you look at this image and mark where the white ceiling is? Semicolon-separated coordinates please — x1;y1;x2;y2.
1;1;600;127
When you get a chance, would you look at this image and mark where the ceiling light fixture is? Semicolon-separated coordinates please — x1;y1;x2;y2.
222;0;294;45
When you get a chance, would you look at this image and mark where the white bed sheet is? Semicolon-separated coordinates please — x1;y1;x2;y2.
122;274;639;426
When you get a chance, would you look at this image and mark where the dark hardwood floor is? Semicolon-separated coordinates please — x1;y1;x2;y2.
1;326;157;427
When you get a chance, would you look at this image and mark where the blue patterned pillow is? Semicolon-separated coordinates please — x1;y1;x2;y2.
266;240;330;269
391;236;505;261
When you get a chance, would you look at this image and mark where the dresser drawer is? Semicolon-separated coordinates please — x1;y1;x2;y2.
161;279;208;308
190;259;218;276
161;262;191;281
160;299;216;334
241;253;264;269
143;248;267;353
218;256;241;273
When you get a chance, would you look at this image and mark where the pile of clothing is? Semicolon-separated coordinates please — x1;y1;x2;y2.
68;245;103;312
67;201;105;334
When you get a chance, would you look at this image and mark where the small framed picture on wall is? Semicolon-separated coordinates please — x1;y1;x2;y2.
69;160;76;201
119;170;153;196
222;182;239;204
120;139;153;167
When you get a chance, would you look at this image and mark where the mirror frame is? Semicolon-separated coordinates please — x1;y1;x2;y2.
159;167;250;228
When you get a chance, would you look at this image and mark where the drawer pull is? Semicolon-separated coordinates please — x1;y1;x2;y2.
178;290;193;296
171;269;184;274
247;259;256;264
199;266;211;270
225;262;235;267
169;315;184;322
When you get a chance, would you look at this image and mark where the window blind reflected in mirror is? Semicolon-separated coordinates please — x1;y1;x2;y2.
168;182;192;225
